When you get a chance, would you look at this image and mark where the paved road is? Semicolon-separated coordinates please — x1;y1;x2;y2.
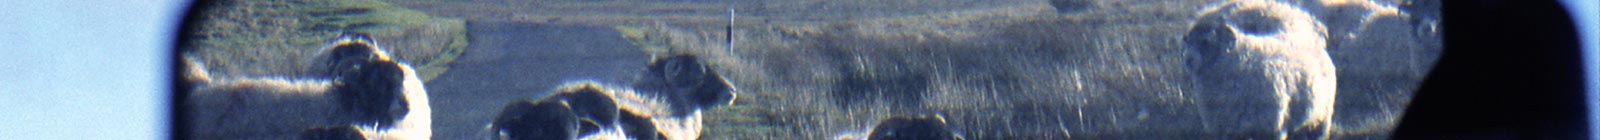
423;22;651;139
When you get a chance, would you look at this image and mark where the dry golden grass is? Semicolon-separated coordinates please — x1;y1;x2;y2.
186;0;466;82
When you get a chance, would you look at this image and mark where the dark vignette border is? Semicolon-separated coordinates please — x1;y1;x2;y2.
1393;0;1587;139
169;0;215;140
164;0;1591;139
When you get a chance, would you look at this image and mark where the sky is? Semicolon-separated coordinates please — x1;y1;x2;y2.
0;0;186;139
1565;0;1600;138
0;0;1592;139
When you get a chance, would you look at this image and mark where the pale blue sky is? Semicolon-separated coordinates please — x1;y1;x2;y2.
0;0;185;139
1566;0;1600;138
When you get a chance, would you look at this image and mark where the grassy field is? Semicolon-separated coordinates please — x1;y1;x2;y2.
185;0;1439;139
185;0;466;82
